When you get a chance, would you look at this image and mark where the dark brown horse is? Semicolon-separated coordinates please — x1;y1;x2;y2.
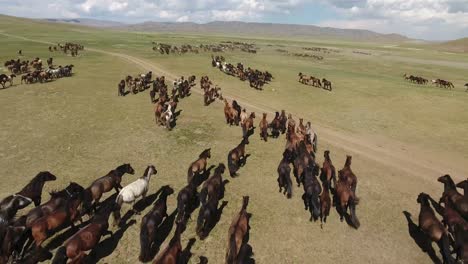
199;163;226;206
196;191;221;240
84;164;135;213
279;110;287;134
320;181;331;228
292;141;314;187
118;80;126;96
338;156;357;194
456;179;468;195
226;196;250;264
269;111;281;138
227;136;249;177
417;193;454;264
301;164;321;222
139;186;174;262
176;182;199;224
277;150;293;199
259;113;268;142
187;148;211;185
438;175;468;219
320;151;336;191
242;112;255;138
17;171;57;206
51;201;115;264
152;220;186;264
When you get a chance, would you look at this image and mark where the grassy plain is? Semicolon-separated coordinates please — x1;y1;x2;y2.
0;15;467;263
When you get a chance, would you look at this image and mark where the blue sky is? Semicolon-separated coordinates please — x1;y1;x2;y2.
1;0;467;40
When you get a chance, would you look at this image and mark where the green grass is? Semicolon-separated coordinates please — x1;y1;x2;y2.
0;15;467;263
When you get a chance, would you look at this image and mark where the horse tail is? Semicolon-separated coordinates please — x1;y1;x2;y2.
349;197;360;229
51;246;68;264
112;194;123;226
138;220;151;262
226;233;238;264
227;151;237;177
439;234;455;264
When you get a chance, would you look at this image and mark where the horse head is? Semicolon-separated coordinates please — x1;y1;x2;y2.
416;192;430;204
120;163;135;175
38;171;57;182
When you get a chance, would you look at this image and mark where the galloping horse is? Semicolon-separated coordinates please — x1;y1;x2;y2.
17;171;57;206
0;74;16;88
279;110;287;134
228;136;249;177
301;164;321;221
269;112;281;138
277;150;293;198
320;181;331;228
113;165;157;225
152;221;186;264
320;151;336;190
242;112;255;138
139;186;174;262
338;156;357;195
226;196;250;264
259;113;269;141
84;164;135;214
200;163;226;205
51;201;114;264
176;182;199;224
187;149;211;185
438;175;468;219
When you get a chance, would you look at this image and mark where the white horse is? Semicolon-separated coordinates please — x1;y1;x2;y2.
114;165;157;221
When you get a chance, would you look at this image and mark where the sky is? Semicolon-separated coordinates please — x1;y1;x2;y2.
1;0;468;40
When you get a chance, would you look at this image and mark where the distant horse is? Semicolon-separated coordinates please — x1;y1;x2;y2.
187;148;212;185
277;150;293;198
259;113;268;141
152;221;186;264
417;193;454;264
51;201;115;264
17;171;57;206
0;74;16;88
84;164;135;214
334;178;360;229
118;80;126;96
226;196;250;264
242;112;255;138
227;136;249;177
113;165;157;225
320;181;331;228
139;186;174;262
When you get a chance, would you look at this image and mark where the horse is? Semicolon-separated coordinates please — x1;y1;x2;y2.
226;196;250;264
242;112;255;138
113;165;157;225
416;193;454;264
51;201;115;264
301;164;321;222
320;151;336;191
227;136;249;177
232;100;242;122
322;79;332;91
277;150;293;199
152;220;186;264
292;141;314;186
17;171;57;207
200;163;226;206
427;194;468;232
454;223;468;263
334;178;360;229
176;182;199;224
279;110;287;134
338;156;357;195
239;109;248;127
118;80;126;96
320;181;331;228
296;118;306;135
224;99;239;126
465;83;468;92
187;148;211;185
269;112;281;138
438;175;468;219
259;113;269;142
456;179;468;195
0;74;16;88
84;164;135;214
139;186;174;262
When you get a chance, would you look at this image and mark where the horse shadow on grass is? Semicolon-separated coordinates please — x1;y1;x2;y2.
179;237;197;264
238;213;255;264
86;218;137;264
200;201;228;240
192;165;216;188
403;211;441;264
146;209;178;261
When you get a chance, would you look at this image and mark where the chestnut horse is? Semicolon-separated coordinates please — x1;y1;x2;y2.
338;156;357;195
269;112;281;138
320;181;331;228
242;112;255;138
227;136;249;177
438;175;468;219
302;164;321;221
187;149;211;185
84;164;135;214
17;171;57;206
226;196;250;264
259;113;268;141
51;201;115;264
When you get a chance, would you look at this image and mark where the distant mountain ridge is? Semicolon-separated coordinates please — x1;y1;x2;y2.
40;18;410;42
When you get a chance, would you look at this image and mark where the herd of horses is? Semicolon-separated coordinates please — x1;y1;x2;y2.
298;72;332;91
404;175;468;264
2;58;74;87
404;74;455;89
152;42;257;55
211;56;273;90
48;43;84;57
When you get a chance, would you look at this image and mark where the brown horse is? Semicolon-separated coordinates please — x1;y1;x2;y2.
277;150;293;199
320;151;336;191
456;179;468;195
296;118;306;135
279;110;287;134
226;196;250;264
285;125;301;155
200;163;226;206
139;186;174;262
84;164;135;214
152;221;186;264
17;171;57;207
320;181;331;228
302;164;321;221
417;193;454;264
427;194;468;232
176;182;199;224
334;179;360;229
292;141;314;186
227;136;249;177
242;112;255;138
118;80;125;96
259;113;268;142
438;175;468;219
338;156;357;195
51;201;115;264
269;112;281;138
187;148;211;185
224;99;238;126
